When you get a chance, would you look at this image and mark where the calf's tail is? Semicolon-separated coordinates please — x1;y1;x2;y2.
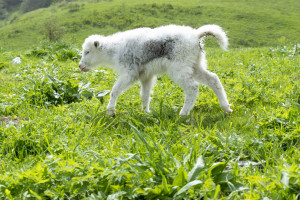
197;24;228;51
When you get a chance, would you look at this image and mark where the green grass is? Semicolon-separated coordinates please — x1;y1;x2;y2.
0;0;299;50
0;42;299;199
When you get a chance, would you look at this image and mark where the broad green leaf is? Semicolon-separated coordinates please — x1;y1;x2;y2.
174;180;202;197
162;175;169;194
173;167;187;187
222;181;247;193
214;172;234;184
80;82;91;89
208;162;227;177
95;90;110;103
187;156;205;182
95;90;110;98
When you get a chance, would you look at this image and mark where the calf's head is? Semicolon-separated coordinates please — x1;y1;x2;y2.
79;35;103;72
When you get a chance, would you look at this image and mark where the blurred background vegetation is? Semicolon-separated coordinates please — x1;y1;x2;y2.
0;0;299;50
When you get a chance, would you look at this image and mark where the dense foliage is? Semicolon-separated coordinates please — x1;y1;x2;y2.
0;42;299;199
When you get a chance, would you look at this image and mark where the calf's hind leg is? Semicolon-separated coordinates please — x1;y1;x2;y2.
193;66;232;113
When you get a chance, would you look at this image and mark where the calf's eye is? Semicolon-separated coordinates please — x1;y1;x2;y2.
85;51;90;55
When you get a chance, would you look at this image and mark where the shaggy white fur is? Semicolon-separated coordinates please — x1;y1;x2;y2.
79;24;232;115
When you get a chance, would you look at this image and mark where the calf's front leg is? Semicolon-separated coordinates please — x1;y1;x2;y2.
107;73;137;115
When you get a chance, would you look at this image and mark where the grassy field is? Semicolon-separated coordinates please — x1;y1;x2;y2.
0;0;299;50
0;0;299;199
0;42;299;199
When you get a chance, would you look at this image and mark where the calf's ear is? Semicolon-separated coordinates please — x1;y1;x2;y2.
94;41;100;48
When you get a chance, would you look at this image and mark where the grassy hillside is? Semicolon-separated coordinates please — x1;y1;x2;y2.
0;43;299;198
0;0;299;198
0;0;299;50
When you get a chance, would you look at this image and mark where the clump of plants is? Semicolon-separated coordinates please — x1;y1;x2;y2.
26;42;80;61
268;43;300;58
43;18;65;42
21;75;109;106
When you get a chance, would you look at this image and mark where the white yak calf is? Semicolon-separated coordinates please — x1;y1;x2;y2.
79;24;232;115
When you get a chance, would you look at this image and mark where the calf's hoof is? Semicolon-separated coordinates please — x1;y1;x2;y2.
107;108;116;116
221;104;233;114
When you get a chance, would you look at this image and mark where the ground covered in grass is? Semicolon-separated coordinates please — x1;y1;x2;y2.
0;43;299;199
